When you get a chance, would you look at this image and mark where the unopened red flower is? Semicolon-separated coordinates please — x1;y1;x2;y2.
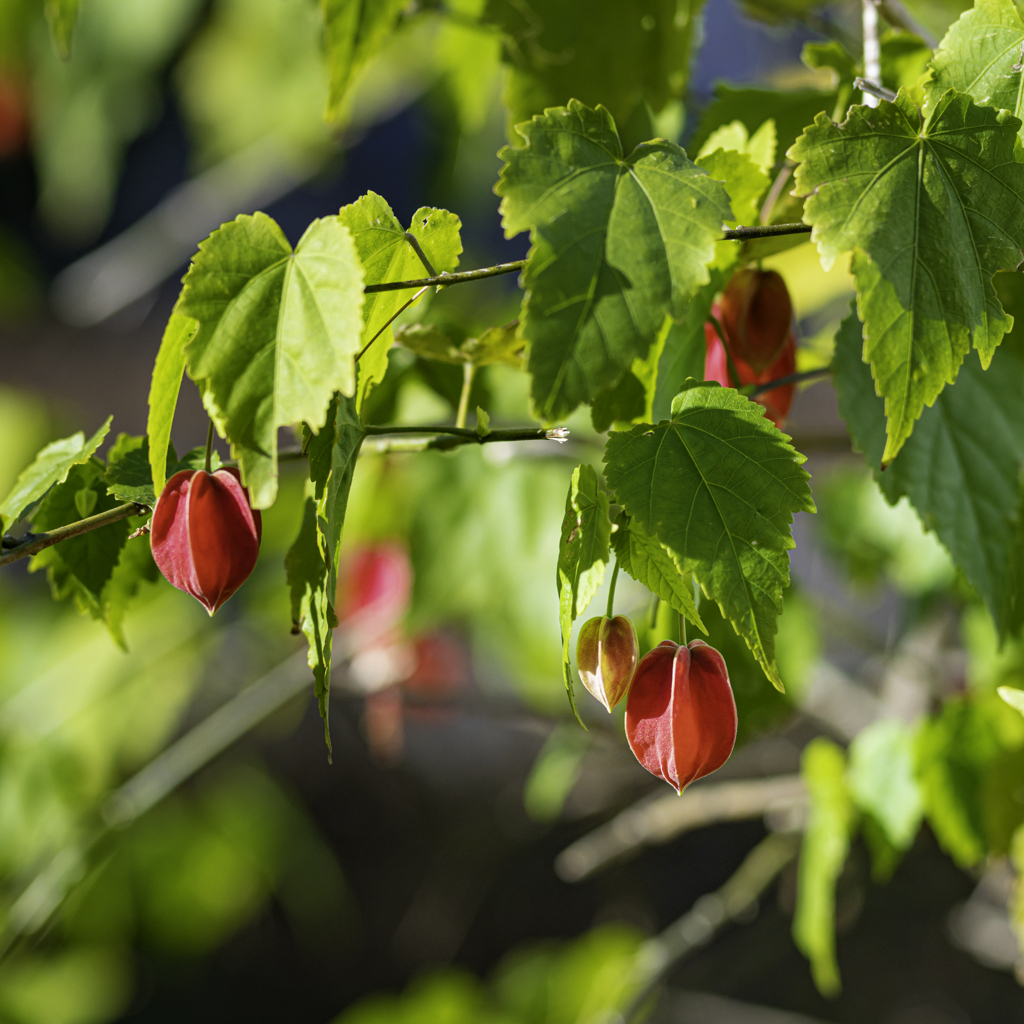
625;639;737;793
151;467;262;615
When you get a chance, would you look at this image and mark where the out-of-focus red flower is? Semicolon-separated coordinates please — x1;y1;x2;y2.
0;76;28;159
403;632;470;697
705;301;796;428
337;543;412;650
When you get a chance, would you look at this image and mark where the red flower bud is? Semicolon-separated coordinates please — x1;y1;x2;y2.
705;304;796;428
151;468;262;615
625;639;737;793
338;543;412;649
576;614;639;711
719;268;793;373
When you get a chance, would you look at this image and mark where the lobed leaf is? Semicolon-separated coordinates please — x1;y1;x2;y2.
0;417;111;534
603;382;814;689
178;212;364;509
496;100;731;421
790;90;1024;463
834;308;1024;638
556;464;611;723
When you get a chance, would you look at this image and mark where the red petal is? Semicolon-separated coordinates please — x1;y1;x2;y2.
151;470;201;600
625;641;683;791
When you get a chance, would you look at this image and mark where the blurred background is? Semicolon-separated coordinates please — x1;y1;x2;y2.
5;0;1024;1022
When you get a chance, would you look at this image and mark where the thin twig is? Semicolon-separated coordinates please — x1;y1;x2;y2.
555;774;806;883
758;165;794;227
0;503;149;568
455;363;476;429
403;232;437;277
879;0;936;47
854;76;896;104
720;222;810;241
616;832;801;1024
361;426;570;455
750;366;831;397
356;286;429;362
861;0;882;108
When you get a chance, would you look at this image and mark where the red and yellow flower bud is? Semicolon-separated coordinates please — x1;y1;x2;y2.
576;614;639;711
625;639;737;793
719;267;793;373
151;467;262;615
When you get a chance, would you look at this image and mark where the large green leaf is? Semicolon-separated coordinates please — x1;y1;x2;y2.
603;382;814;689
834;308;1024;637
178;212;364;509
612;512;705;633
148;312;197;498
793;738;855;998
928;0;1024;136
790;90;1024;463
340;193;462;409
556;464;611;722
0;417;111;534
285;495;336;754
496;100;731;421
483;0;704;138
320;0;408;122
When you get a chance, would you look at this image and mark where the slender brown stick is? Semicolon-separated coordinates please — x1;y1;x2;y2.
0;502;149;568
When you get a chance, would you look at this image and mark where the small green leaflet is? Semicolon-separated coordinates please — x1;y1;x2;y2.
611;513;706;633
44;0;79;59
0;417;111;533
148;312;197;497
397;322;525;368
603;382;814;690
340;193;462;410
790;90;1024;464
178;212;364;509
929;0;1024;137
556;464;611;724
793;738;855;998
105;436;221;506
833;308;1024;638
696;148;770;229
286;495;336;755
319;0;407;122
847;719;923;851
496;100;731;421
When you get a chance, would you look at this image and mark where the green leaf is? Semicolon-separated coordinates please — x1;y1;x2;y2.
790;90;1024;463
612;512;706;633
320;0;408;122
999;686;1024;717
306;393;364;605
847;719;924;850
0;417;111;534
396;321;524;368
148;312;197;498
696;148;771;228
928;0;1024;137
590;375;646;433
436;10;502;134
44;0;79;59
285;495;336;753
522;724;589;822
834;308;1024;637
340;193;462;410
603;382;814;689
696;119;777;173
793;738;855;999
483;0;704;138
178;212;364;509
105;435;159;506
497;100;731;421
556;464;611;723
29;462;133;635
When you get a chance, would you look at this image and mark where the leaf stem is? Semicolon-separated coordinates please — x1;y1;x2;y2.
456;363;475;429
0;502;149;569
403;232;437;277
750;366;831;397
204;420;214;473
679;612;686;646
606;559;620;619
356;286;429;363
707;313;744;390
720;223;810;241
360;425;570;455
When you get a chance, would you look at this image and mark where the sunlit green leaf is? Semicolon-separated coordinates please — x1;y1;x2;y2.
148;312;197;498
793;738;855;998
1000;686;1024;717
557;464;611;723
604;382;814;689
612;512;705;633
790;90;1024;463
178;212;364;509
0;417;111;533
834;308;1024;636
696;148;770;228
497;100;731;421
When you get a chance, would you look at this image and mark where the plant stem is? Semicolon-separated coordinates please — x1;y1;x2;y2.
456;363;475;429
861;0;882;108
360;425;569;455
750;366;831;397
606;560;620;619
854;76;896;104
356;286;429;363
0;503;148;568
758;165;793;226
720;222;810;241
679;612;686;646
707;312;745;389
403;232;437;277
204;420;214;473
